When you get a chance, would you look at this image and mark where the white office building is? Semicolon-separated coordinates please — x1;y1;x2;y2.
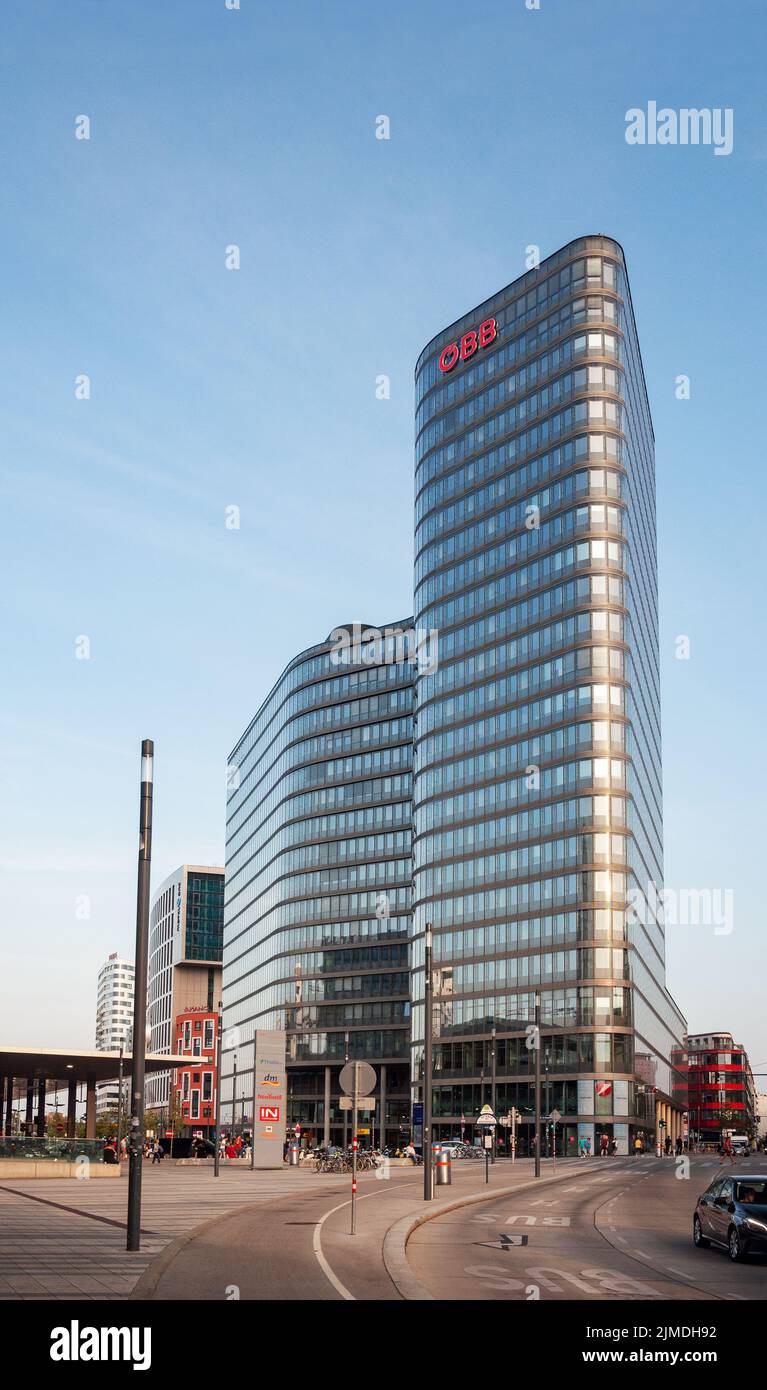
94;953;135;1116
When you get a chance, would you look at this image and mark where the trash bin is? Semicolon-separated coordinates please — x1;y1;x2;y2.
435;1148;452;1186
288;1141;300;1167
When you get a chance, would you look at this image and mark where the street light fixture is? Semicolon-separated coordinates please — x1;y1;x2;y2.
127;739;154;1252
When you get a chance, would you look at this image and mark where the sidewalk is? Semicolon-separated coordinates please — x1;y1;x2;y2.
135;1157;639;1300
0;1163;348;1300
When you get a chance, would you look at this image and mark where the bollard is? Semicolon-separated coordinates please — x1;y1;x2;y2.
288;1141;300;1167
435;1149;452;1186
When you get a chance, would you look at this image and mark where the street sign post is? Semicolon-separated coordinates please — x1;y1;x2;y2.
475;1103;497;1127
339;1061;377;1235
548;1108;561;1171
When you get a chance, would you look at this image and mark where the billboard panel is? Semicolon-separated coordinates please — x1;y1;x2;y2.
251;1030;287;1169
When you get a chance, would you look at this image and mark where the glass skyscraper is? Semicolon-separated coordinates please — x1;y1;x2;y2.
411;236;686;1154
222;624;414;1146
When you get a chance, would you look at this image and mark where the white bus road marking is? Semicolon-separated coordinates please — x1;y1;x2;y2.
471;1213;572;1226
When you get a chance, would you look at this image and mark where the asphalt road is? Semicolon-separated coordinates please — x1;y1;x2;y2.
406;1155;767;1301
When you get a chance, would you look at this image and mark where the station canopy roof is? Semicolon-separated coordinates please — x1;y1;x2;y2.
0;1045;187;1090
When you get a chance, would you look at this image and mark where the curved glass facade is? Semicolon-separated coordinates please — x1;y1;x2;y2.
412;237;686;1153
223;624;414;1145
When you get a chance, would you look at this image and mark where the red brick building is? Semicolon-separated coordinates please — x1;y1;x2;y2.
173;1007;218;1136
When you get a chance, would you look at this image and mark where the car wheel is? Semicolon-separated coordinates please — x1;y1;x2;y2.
693;1215;709;1249
728;1226;745;1262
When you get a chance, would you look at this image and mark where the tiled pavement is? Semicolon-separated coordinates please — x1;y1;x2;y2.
0;1163;350;1300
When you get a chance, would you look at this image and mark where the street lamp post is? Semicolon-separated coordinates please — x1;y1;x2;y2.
232;1055;237;1139
127;739;153;1252
423;924;433;1201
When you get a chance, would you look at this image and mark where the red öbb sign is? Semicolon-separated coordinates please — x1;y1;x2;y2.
438;317;497;373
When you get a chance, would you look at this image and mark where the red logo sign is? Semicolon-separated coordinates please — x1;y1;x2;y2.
259;1106;280;1121
596;1082;613;1097
438;317;497;373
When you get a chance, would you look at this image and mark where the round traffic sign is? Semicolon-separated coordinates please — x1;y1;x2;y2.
339;1061;377;1096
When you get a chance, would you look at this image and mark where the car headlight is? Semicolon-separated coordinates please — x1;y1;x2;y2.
745;1217;767;1233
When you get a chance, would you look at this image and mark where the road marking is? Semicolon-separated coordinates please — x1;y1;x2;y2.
666;1267;691;1278
313;1196;371;1301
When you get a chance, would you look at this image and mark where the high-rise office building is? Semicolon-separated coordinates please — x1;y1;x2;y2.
222;624;414;1146
145;864;224;1112
94;952;135;1116
412;236;687;1153
220;235;687;1156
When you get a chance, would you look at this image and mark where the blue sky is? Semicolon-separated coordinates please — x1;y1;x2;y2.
1;0;765;1082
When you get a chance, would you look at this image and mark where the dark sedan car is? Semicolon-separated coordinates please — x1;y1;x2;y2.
693;1173;767;1261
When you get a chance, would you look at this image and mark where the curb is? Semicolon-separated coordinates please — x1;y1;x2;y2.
382;1160;636;1300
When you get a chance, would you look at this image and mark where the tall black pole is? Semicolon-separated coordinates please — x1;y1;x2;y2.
423;924;433;1201
213;1003;222;1177
534;992;541;1179
232;1055;237;1138
117;1041;124;1150
127;739;153;1251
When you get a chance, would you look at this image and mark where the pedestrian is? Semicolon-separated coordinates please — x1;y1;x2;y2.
664;1134;672;1156
600;1132;609;1158
404;1140;417;1165
720;1134;736;1166
585;1137;592;1158
634;1135;643;1157
675;1136;683;1157
579;1136;586;1158
609;1138;618;1157
151;1139;163;1164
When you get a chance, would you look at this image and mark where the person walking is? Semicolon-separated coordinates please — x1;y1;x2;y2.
151;1139;163;1164
633;1135;643;1157
720;1134;736;1166
600;1132;609;1158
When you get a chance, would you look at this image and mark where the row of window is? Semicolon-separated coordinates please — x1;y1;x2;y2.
419;577;624;698
416;269;621;406
431;909;626;964
417;506;624;614
226;772;412;862
418;352;621;456
229;654;413;788
414;871;626;927
416;467;622;582
419;537;624;634
415;408;623;537
417;330;621;437
418;677;623;746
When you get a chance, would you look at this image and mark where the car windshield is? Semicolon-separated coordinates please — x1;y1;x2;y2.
734;1180;767;1204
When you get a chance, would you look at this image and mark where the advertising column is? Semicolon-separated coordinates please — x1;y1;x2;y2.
252;1030;287;1169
